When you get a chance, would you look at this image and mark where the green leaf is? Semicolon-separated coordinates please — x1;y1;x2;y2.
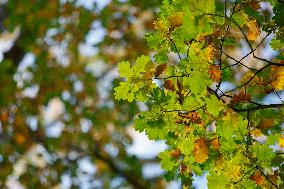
118;61;131;78
178;137;194;155
159;151;176;171
270;38;284;50
205;95;224;117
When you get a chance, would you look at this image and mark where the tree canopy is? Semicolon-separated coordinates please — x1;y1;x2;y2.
115;0;284;188
0;0;284;189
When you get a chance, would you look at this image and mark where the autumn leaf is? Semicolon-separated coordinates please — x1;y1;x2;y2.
251;129;263;137
226;165;242;180
164;80;174;90
169;12;183;31
178;112;202;124
155;63;167;77
210;138;220;149
230;91;251;104
248;0;261;10
170;148;181;158
208;64;221;82
154;19;168;33
193;138;208;163
271;67;284;90
250;171;265;186
246;19;260;41
257;118;274;129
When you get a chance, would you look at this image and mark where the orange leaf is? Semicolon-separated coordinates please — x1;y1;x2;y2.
208;65;221;82
250;171;265;186
210;138;220;149
170;148;181;158
193;138;208;163
164;80;173;90
247;19;260;41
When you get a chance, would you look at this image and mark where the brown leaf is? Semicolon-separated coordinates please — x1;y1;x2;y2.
155;64;167;77
178;112;202;124
250;171;265;186
248;0;261;10
168;12;183;32
230;91;251;104
164;80;174;90
257;118;274;129
193;138;208;163
170;148;181;158
208;64;221;82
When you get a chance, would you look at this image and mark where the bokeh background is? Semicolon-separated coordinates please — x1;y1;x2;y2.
0;0;208;188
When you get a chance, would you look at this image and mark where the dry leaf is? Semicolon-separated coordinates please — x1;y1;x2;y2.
169;12;183;31
164;80;174;90
155;63;167;77
178;112;202;124
208;64;221;82
210;138;220;149
193;138;208;163
247;19;260;41
230;91;251;104
250;171;265;185
170;148;181;158
257;118;274;129
248;0;261;10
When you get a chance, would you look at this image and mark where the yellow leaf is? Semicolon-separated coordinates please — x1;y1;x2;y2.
279;137;284;148
271;67;284;90
251;129;263;137
193;138;208;163
168;12;183;31
227;165;242;180
246;19;260;41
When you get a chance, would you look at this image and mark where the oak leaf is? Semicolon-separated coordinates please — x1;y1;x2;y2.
210;138;220;149
248;0;261;10
247;19;260;41
155;63;167;77
170;148;181;158
250;171;265;185
257;118;274;129
193;138;208;163
271;67;284;90
230;91;251;104
208;64;221;82
168;12;183;31
251;129;263;137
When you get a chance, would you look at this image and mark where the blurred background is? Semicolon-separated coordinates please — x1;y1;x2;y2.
0;0;208;188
